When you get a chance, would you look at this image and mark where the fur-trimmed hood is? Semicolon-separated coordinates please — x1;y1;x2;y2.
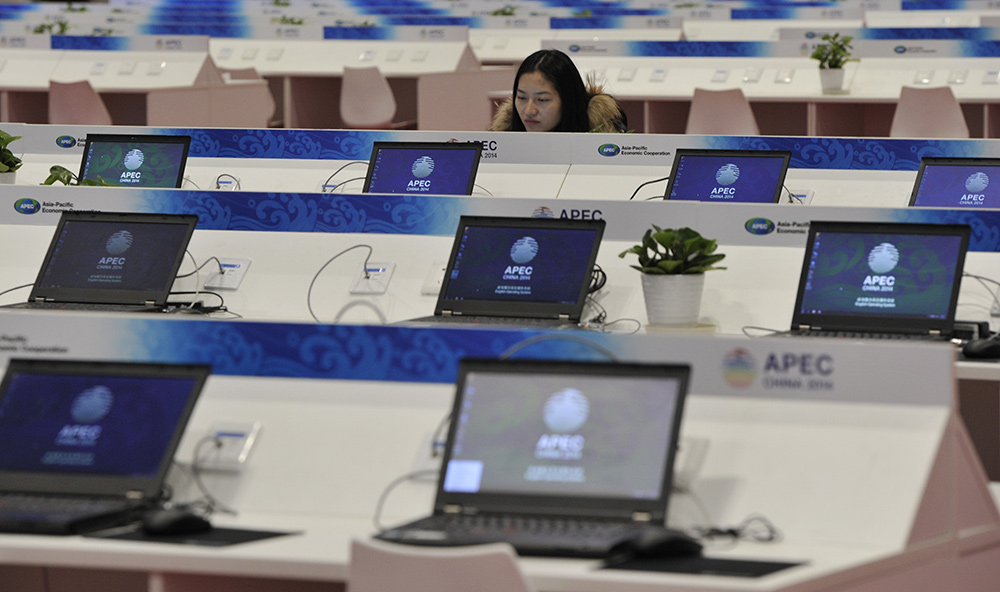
489;82;626;133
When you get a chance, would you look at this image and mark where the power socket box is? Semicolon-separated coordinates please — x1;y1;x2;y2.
350;262;396;295
204;258;251;290
199;422;262;472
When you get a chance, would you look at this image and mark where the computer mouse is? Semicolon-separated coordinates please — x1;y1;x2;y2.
610;527;703;560
962;338;1000;360
140;508;212;536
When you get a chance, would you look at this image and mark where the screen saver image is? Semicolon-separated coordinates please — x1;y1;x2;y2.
668;153;788;203
443;371;680;499
366;146;480;195
80;137;189;188
442;226;598;304
0;372;197;477
798;231;964;319
910;162;1000;207
36;220;191;293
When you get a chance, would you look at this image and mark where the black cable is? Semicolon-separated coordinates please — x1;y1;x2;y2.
588;263;606;293
215;173;241;190
372;469;440;531
694;513;781;543
0;283;33;299
176;255;224;278
189;436;238;516
783;183;802;204
329;176;366;192
628;175;670;201
307;244;374;323
322;161;368;192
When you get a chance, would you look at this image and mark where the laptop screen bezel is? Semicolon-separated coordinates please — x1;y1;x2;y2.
0;358;210;499
433;216;606;321
908;156;1000;207
26;211;199;307
78;133;192;189
790;221;971;335
362;141;483;195
664;148;792;203
433;358;690;522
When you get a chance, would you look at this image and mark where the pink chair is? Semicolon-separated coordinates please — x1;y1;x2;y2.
686;87;760;135
48;80;113;125
889;86;970;139
347;538;535;592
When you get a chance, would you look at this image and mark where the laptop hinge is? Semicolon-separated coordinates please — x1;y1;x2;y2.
798;324;811;331
34;297;48;303
929;329;941;336
125;490;145;501
443;504;465;514
631;511;653;523
442;310;456;316
145;300;156;307
558;314;570;320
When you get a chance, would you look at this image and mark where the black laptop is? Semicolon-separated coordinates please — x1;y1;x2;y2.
404;216;605;327
4;211;198;312
376;357;690;558
363;141;483;195
79;133;191;188
665;149;792;203
908;156;1000;208
0;358;211;534
789;221;971;339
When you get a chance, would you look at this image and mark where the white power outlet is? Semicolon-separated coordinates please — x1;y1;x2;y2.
350;262;395;295
199;422;262;472
204;258;252;290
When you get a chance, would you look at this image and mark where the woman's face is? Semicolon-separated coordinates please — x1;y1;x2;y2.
515;71;562;132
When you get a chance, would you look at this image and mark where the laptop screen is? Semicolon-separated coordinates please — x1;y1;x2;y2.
665;149;791;203
0;358;210;497
435;216;605;320
363;141;482;195
792;221;971;335
908;157;1000;207
437;358;689;520
79;134;191;188
28;211;199;306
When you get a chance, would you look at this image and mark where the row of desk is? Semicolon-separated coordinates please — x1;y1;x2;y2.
0;123;999;591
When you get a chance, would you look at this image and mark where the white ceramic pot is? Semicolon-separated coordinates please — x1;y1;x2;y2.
819;68;845;93
641;273;705;327
0;171;16;185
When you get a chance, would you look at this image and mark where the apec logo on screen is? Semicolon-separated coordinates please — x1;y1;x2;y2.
46;385;114;467
98;230;133;268
960;171;989;205
503;236;538;280
119;149;146;184
527;388;589;484
711;163;740;198
406;155;435;192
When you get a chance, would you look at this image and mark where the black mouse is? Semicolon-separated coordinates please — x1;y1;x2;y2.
140;508;212;536
610;527;703;560
962;338;1000;360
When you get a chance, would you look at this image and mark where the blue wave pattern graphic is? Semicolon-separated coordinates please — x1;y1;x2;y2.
889;209;1000;253
184;129;395;161
129;321;618;383
148;190;466;234
693;136;982;171
626;41;772;57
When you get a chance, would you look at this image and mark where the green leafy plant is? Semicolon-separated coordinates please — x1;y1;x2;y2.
41;165;115;186
619;225;726;274
490;6;516;16
810;33;855;69
0;131;23;173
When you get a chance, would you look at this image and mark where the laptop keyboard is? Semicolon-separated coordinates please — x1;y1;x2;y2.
426;315;577;327
381;514;645;556
788;330;938;340
0;493;130;520
10;302;159;312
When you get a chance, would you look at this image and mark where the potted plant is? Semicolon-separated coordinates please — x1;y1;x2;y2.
810;32;855;93
0;130;23;184
619;225;726;327
40;165;114;186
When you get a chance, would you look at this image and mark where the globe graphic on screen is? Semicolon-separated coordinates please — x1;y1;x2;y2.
543;389;590;433
868;243;900;274
106;230;133;255
71;385;114;423
411;156;435;178
123;149;145;171
715;163;741;185
966;172;989;193
509;236;539;264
